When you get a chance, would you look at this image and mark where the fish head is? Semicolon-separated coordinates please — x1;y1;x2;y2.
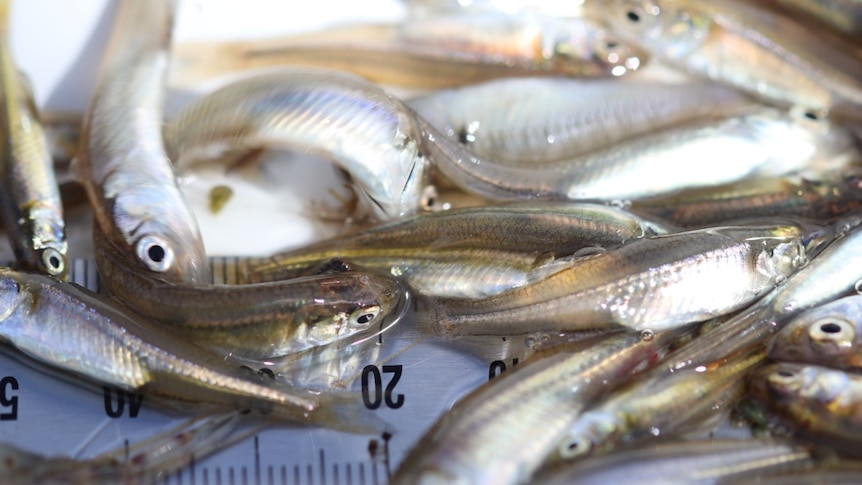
752;229;808;285
304;272;405;348
109;183;210;284
769;298;861;368
752;363;845;406
600;0;711;61
23;206;68;280
557;412;617;461
546;18;645;77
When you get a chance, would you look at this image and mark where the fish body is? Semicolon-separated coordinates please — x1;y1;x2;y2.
0;268;382;432
597;0;862;117
769;294;862;370
750;363;862;454
424;107;856;202
170;11;643;89
75;0;209;283
391;330;684;485
0;0;67;278
435;223;813;336
409;78;754;164
536;439;811;485
630;172;862;228
94;232;405;360
242;246;575;299
555;351;762;462
164;68;433;220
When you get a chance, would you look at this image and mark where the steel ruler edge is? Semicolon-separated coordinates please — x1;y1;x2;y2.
0;258;535;485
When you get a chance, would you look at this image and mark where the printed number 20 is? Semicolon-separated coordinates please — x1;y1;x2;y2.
361;365;404;410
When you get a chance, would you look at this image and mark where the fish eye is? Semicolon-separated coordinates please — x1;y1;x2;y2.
808;318;855;353
350;306;381;326
560;435;592;459
41;248;65;277
136;235;175;273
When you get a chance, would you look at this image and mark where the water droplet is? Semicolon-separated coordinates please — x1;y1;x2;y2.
649;427;660;437
855;280;862;294
774;274;787;286
640;329;655;342
695;366;707;373
524;336;536;348
792;255;809;268
783;300;798;312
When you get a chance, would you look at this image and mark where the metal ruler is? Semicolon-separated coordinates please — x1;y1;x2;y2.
0;258;536;484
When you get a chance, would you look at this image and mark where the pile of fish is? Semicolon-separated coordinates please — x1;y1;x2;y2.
3;0;862;482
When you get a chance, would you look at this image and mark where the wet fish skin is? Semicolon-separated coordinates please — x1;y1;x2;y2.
750;363;862;455
391;329;687;485
655;216;855;374
242;246;576;299
94;230;405;360
596;0;862;117
409;78;754;164
164;67;434;220
243;201;670;264
169;11;643;90
75;0;209;284
435;223;816;337
554;351;762;463
630;172;862;229
423;107;857;202
536;439;811;485
768;294;862;370
0;0;67;278
0;268;385;433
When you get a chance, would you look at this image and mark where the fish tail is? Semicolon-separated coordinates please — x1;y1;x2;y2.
306;390;394;435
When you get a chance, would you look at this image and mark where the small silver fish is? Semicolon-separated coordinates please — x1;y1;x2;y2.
596;0;862;118
409;78;754;164
750;363;862;455
0;0;67;278
435;222;817;337
75;0;209;283
0;268;385;433
164;67;435;220
391;329;687;485
422;107;857;203
536;439;811;485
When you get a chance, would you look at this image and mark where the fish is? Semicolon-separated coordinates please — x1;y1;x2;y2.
408;78;754;164
94;229;407;360
595;0;862;119
163;67;435;220
654;215;858;375
630;171;862;229
73;0;209;284
0;411;243;484
0;267;385;433
750;363;862;455
391;329;688;485
768;294;862;370
421;106;857;203
242;201;670;261
535;439;811;485
434;222;819;337
169;11;643;89
553;351;763;463
0;0;67;278
242;246;577;299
